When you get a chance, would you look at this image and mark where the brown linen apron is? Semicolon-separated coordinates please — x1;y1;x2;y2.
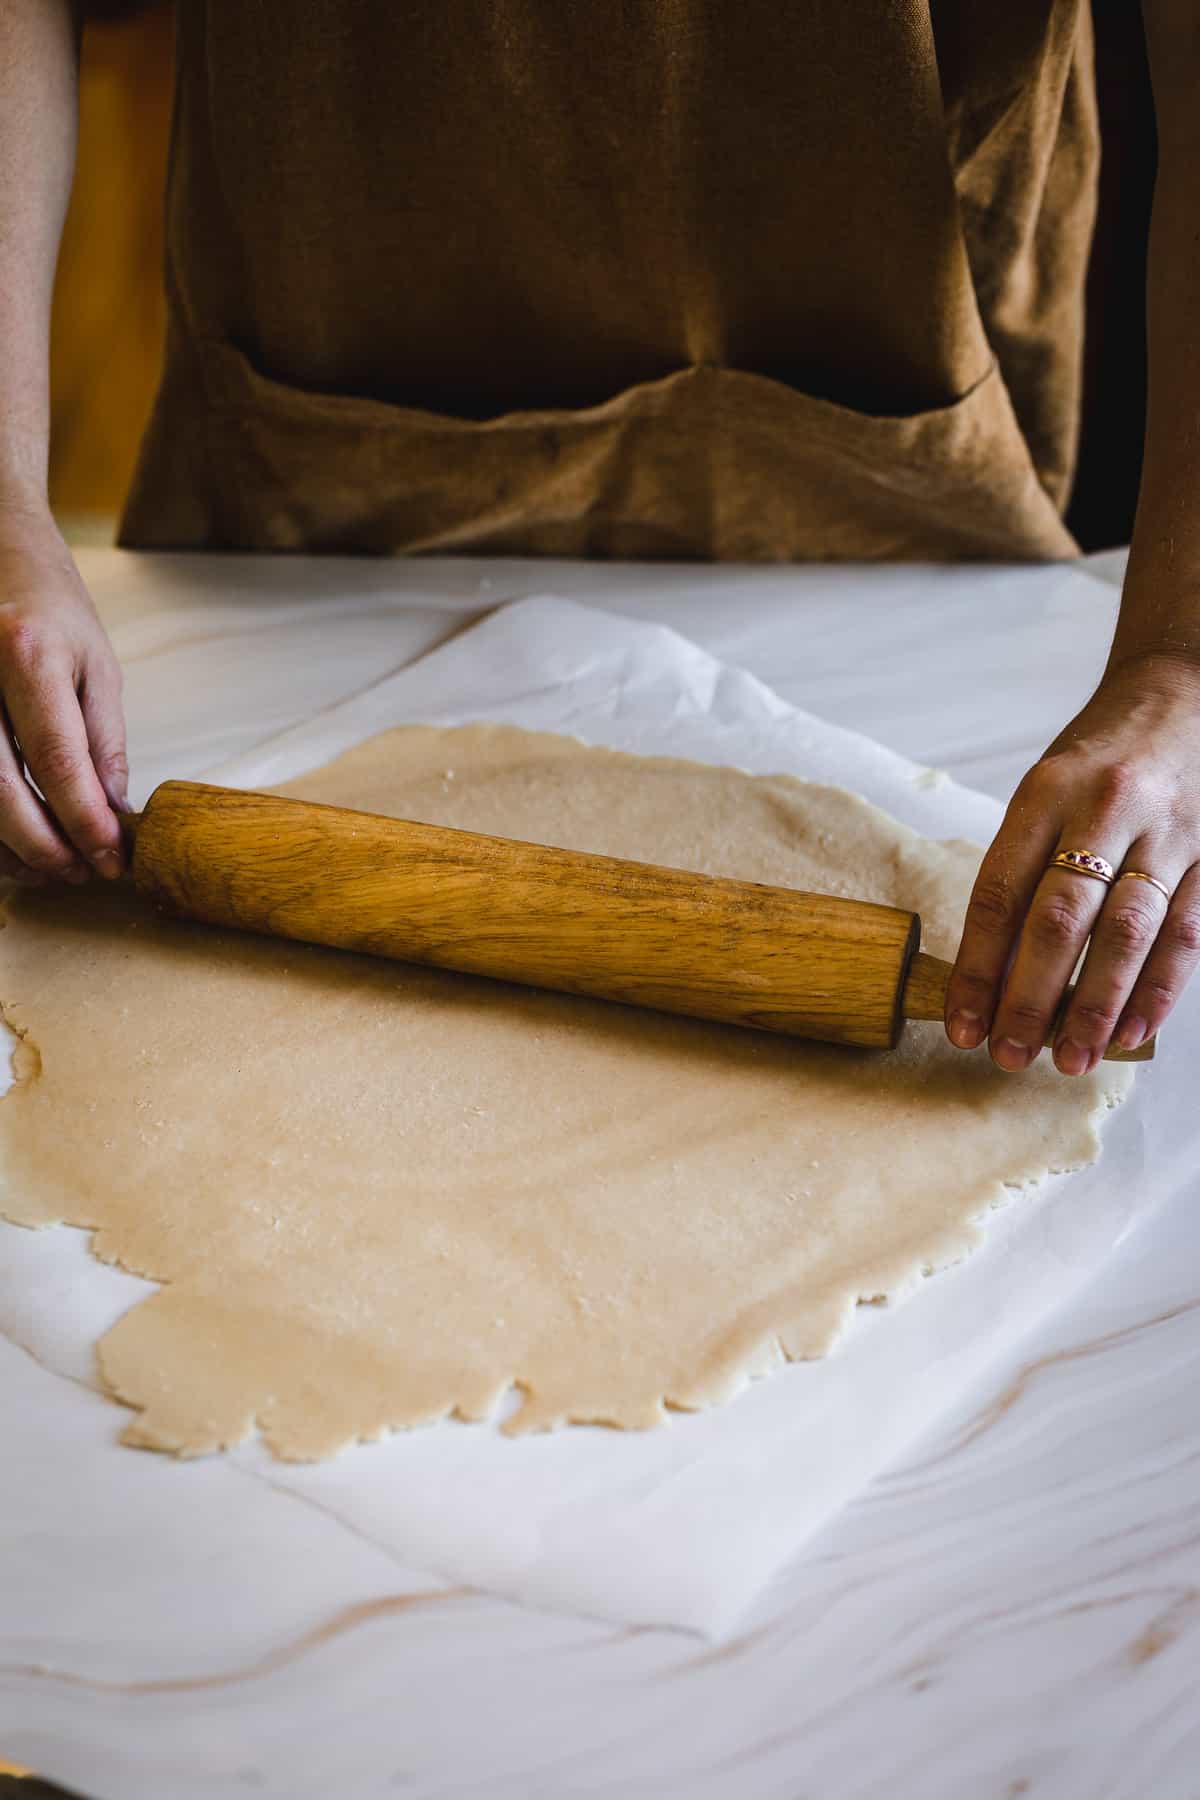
118;1;1097;561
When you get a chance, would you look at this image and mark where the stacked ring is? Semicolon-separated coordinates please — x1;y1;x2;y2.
1048;852;1173;903
1118;869;1172;902
1050;849;1114;885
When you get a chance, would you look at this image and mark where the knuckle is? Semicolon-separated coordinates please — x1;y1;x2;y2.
1137;976;1177;1014
67;795;112;845
73;825;111;859
966;877;1018;935
1027;896;1089;953
1016;761;1062;804
1165;911;1200;958
25;845;74;875
31;735;85;792
0;781;64;869
0;614;44;669
1066;998;1118;1034
1103;904;1157;957
1094;760;1143;814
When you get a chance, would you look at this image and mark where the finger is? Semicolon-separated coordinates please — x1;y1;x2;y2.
1114;861;1200;1049
1054;853;1179;1073
0;709;88;883
4;641;123;876
79;655;129;815
0;843;46;887
989;835;1127;1073
945;774;1062;1050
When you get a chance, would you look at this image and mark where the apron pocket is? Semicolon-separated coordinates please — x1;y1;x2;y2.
124;334;1076;562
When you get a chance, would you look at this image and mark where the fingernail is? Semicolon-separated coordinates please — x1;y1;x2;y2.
993;1036;1033;1072
93;848;123;880
1055;1038;1091;1077
1116;1015;1146;1051
948;1008;985;1049
61;863;90;886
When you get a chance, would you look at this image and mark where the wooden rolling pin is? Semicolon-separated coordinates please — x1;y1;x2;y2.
123;781;1153;1064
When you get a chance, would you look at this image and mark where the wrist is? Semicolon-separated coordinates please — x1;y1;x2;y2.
1103;644;1200;696
0;496;74;588
1112;514;1200;676
0;424;49;512
0;479;51;528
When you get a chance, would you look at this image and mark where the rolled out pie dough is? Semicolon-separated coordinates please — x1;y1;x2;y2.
0;725;1131;1457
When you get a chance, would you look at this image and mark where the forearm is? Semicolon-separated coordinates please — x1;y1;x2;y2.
0;0;79;510
1109;5;1200;676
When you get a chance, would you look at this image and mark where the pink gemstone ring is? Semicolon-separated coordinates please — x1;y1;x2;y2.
1050;848;1115;885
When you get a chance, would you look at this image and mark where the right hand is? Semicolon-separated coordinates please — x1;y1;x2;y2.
0;502;128;885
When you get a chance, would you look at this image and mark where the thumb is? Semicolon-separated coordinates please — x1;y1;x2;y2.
79;660;130;814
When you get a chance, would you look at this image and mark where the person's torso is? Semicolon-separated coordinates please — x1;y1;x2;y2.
121;0;1096;561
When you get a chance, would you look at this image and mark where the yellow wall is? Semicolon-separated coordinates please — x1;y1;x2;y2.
48;5;173;522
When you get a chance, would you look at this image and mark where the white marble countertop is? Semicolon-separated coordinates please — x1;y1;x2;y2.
4;548;1199;1799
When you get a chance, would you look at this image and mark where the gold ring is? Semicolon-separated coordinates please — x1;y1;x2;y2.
1117;869;1172;903
1050;849;1114;885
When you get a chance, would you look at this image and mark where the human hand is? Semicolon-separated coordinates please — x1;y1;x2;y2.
0;501;128;885
944;652;1200;1073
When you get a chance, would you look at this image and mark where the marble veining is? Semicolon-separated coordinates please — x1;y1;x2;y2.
2;551;1198;1799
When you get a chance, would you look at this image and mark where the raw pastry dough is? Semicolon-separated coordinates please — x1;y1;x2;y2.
0;726;1131;1457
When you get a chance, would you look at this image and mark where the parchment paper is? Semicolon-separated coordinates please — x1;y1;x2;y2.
0;596;1175;1638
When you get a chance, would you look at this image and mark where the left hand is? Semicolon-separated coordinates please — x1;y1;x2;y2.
944;652;1200;1074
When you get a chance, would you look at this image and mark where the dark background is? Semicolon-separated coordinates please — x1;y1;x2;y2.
1068;2;1156;551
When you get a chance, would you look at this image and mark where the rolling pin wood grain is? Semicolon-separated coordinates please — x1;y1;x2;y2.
126;782;1152;1063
